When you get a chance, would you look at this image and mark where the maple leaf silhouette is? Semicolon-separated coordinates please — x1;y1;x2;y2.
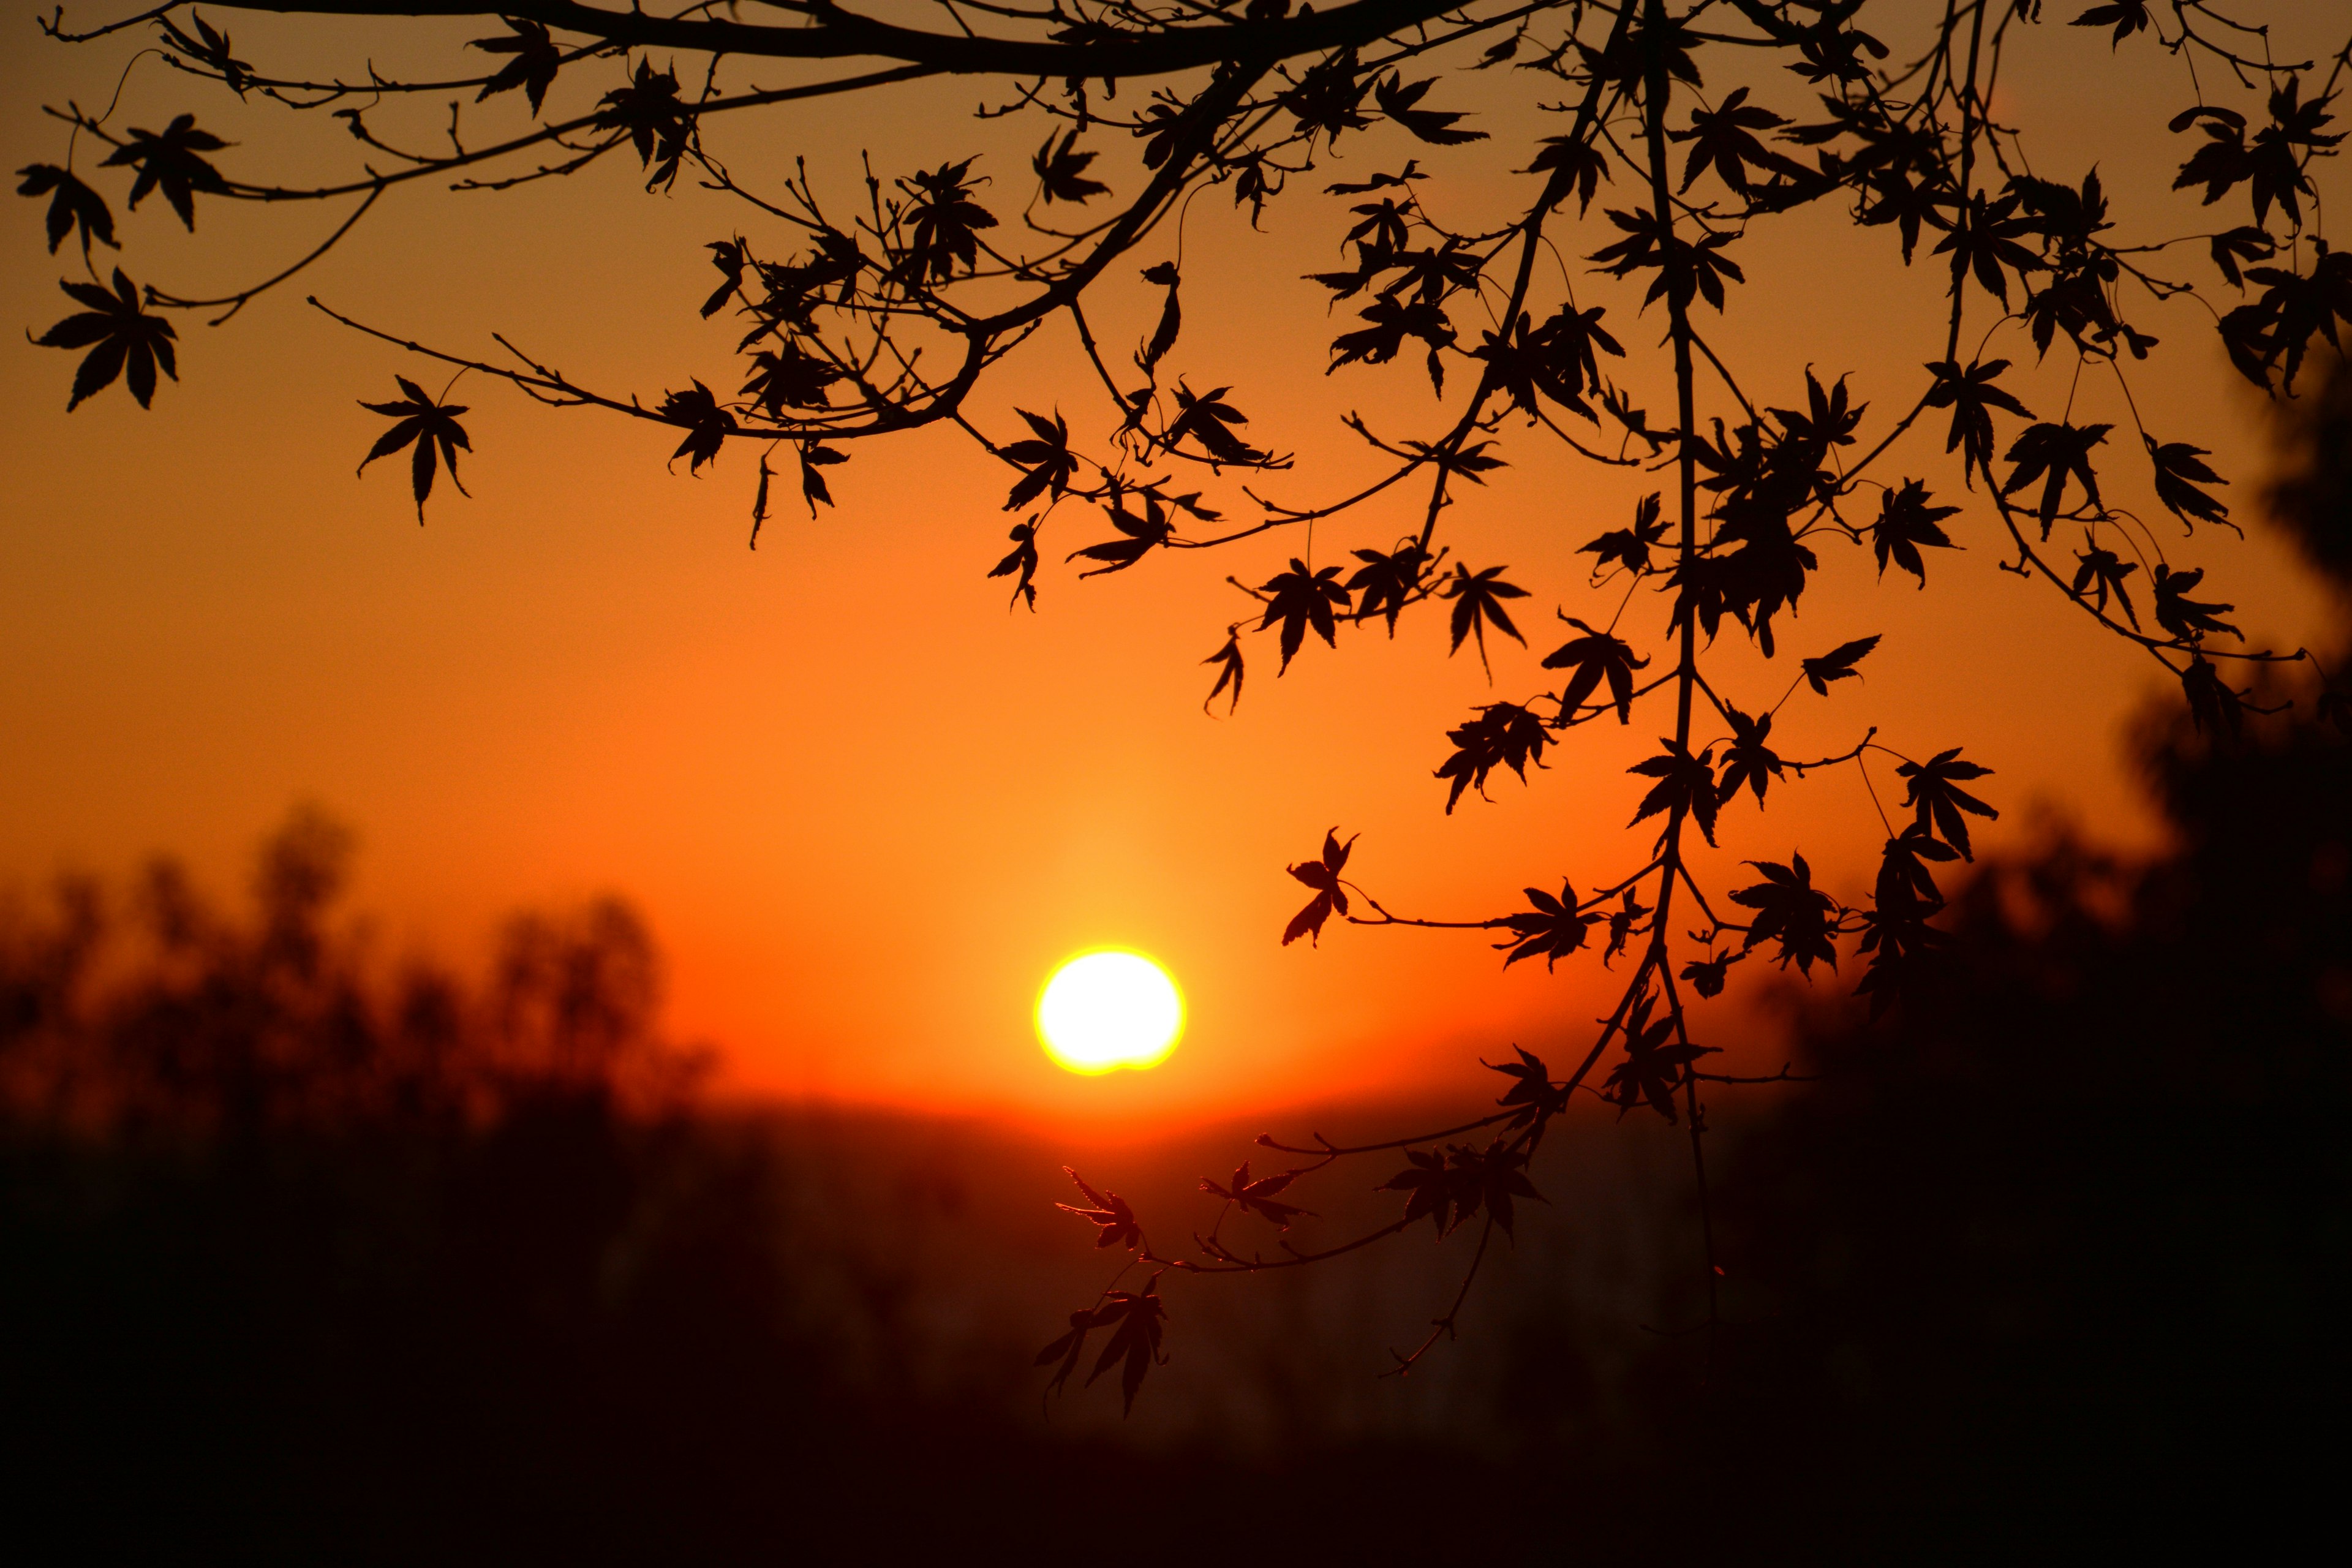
1069;486;1175;576
1542;617;1648;723
1872;479;1960;585
2146;437;2231;529
594;60;692;191
1436;703;1550;813
1259;559;1351;673
2071;542;2141;627
1716;703;1785;806
1896;747;1998;858
1035;1305;1109;1396
1589;206;1745;313
1931;190;2045;307
1679;951;1733;998
1579;494;1668;577
1874;822;1958;917
988;519;1039;611
1200;1162;1312;1228
1031;129;1109;204
158;12;252;94
2181;653;2246;737
1602;989;1714;1123
1442;564;1529;677
1085;1287;1166;1414
1055;1167;1142;1250
1381;1140;1541;1236
2071;1;2151;45
2208;225;2275;289
1373;73;1486;145
739;344;842;418
799;442;847;511
658;381;736;473
2002;420;2113;537
1200;627;1245;714
356;374;471;521
1345;542;1430;635
2152;564;2240;643
1924;358;2031;481
999;408;1080;510
1485;1046;1567;1129
1730;854;1841;974
35;268;177;411
1525;132;1610;214
470;17;562;113
100;113;229;231
893;157;998;282
1494;880;1596;970
1629;740;1720;848
1670;86;1797;195
16;164;115;254
1283;828;1356;946
1602;885;1651;968
1165;383;1268;466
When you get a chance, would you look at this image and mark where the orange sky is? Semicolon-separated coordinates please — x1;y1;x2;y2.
3;4;2343;1125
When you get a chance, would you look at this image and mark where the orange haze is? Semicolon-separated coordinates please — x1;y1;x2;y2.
3;5;2342;1127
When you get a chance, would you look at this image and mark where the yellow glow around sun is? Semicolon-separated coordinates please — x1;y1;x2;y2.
1036;951;1185;1074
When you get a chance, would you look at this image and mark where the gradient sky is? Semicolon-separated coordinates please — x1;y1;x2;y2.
4;3;2342;1125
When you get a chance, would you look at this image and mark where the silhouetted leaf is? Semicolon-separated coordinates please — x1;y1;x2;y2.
1579;493;1667;576
1801;635;1881;696
1896;747;1998;858
1085;1287;1166;1414
1373;72;1486;145
2070;1;2150;45
99;113;228;232
2071;542;2141;627
470;17;561;113
356;373;470;521
1601;885;1651;968
1032;129;1109;204
1055;1167;1142;1250
740;343;842;418
1485;1046;1566;1129
1442;564;1529;677
1494;880;1595;970
1669;86;1796;195
1165;383;1268;466
1602;988;1713;1122
988;519;1038;611
1200;627;1244;714
1679;951;1733;998
894;157;997;282
2147;436;2231;529
1436;703;1550;813
1000;407;1079;510
1716;703;1784;806
1541;617;1647;722
1259;559;1350;673
34;268;176;410
1629;740;1720;847
16;164;115;254
1730;854;1840;974
1345;542;1430;635
2181;653;2245;736
2002;420;2113;537
594;60;691;191
1871;478;1959;584
1139;260;1181;372
658;380;735;472
1924;358;2031;481
2152;564;2240;642
799;440;846;511
1201;1162;1311;1227
1283;828;1355;946
1068;486;1175;576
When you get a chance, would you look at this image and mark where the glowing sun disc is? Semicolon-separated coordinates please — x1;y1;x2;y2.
1037;951;1185;1074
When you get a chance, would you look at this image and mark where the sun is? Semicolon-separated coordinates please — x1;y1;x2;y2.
1036;951;1185;1075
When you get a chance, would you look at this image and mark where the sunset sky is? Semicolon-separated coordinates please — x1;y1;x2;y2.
4;2;2342;1126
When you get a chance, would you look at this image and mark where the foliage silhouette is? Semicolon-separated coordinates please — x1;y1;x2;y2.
20;0;2352;1415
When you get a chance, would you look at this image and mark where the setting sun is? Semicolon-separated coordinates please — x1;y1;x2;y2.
1036;951;1185;1075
